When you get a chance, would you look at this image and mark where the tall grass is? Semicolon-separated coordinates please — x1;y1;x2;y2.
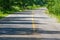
47;0;60;22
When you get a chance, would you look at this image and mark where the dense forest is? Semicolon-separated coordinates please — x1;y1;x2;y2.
0;0;60;20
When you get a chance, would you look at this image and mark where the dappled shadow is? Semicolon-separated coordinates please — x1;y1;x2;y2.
0;17;47;24
1;20;33;21
0;28;33;35
36;28;60;34
0;21;46;24
0;38;60;40
0;28;60;35
0;17;49;21
37;30;60;34
13;11;32;15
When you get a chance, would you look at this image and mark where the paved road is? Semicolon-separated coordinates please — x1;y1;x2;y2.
0;8;60;40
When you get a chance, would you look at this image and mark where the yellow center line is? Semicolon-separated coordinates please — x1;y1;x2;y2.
32;11;36;31
32;11;42;38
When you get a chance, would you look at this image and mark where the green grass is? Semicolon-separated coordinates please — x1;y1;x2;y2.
45;9;60;23
0;12;8;19
55;15;60;23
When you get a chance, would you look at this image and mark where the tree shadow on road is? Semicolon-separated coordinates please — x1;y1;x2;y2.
0;37;60;40
0;28;60;35
36;28;60;34
0;28;33;35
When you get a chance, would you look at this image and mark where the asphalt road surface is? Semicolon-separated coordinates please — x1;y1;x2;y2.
0;8;60;40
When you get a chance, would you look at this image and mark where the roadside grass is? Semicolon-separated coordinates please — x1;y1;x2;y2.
0;12;8;19
55;15;60;23
45;9;60;23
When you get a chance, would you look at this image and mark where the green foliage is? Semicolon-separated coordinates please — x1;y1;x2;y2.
0;0;46;13
0;11;8;19
47;0;60;15
46;0;60;22
0;0;60;14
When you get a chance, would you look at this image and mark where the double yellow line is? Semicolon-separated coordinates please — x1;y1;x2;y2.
32;11;36;31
